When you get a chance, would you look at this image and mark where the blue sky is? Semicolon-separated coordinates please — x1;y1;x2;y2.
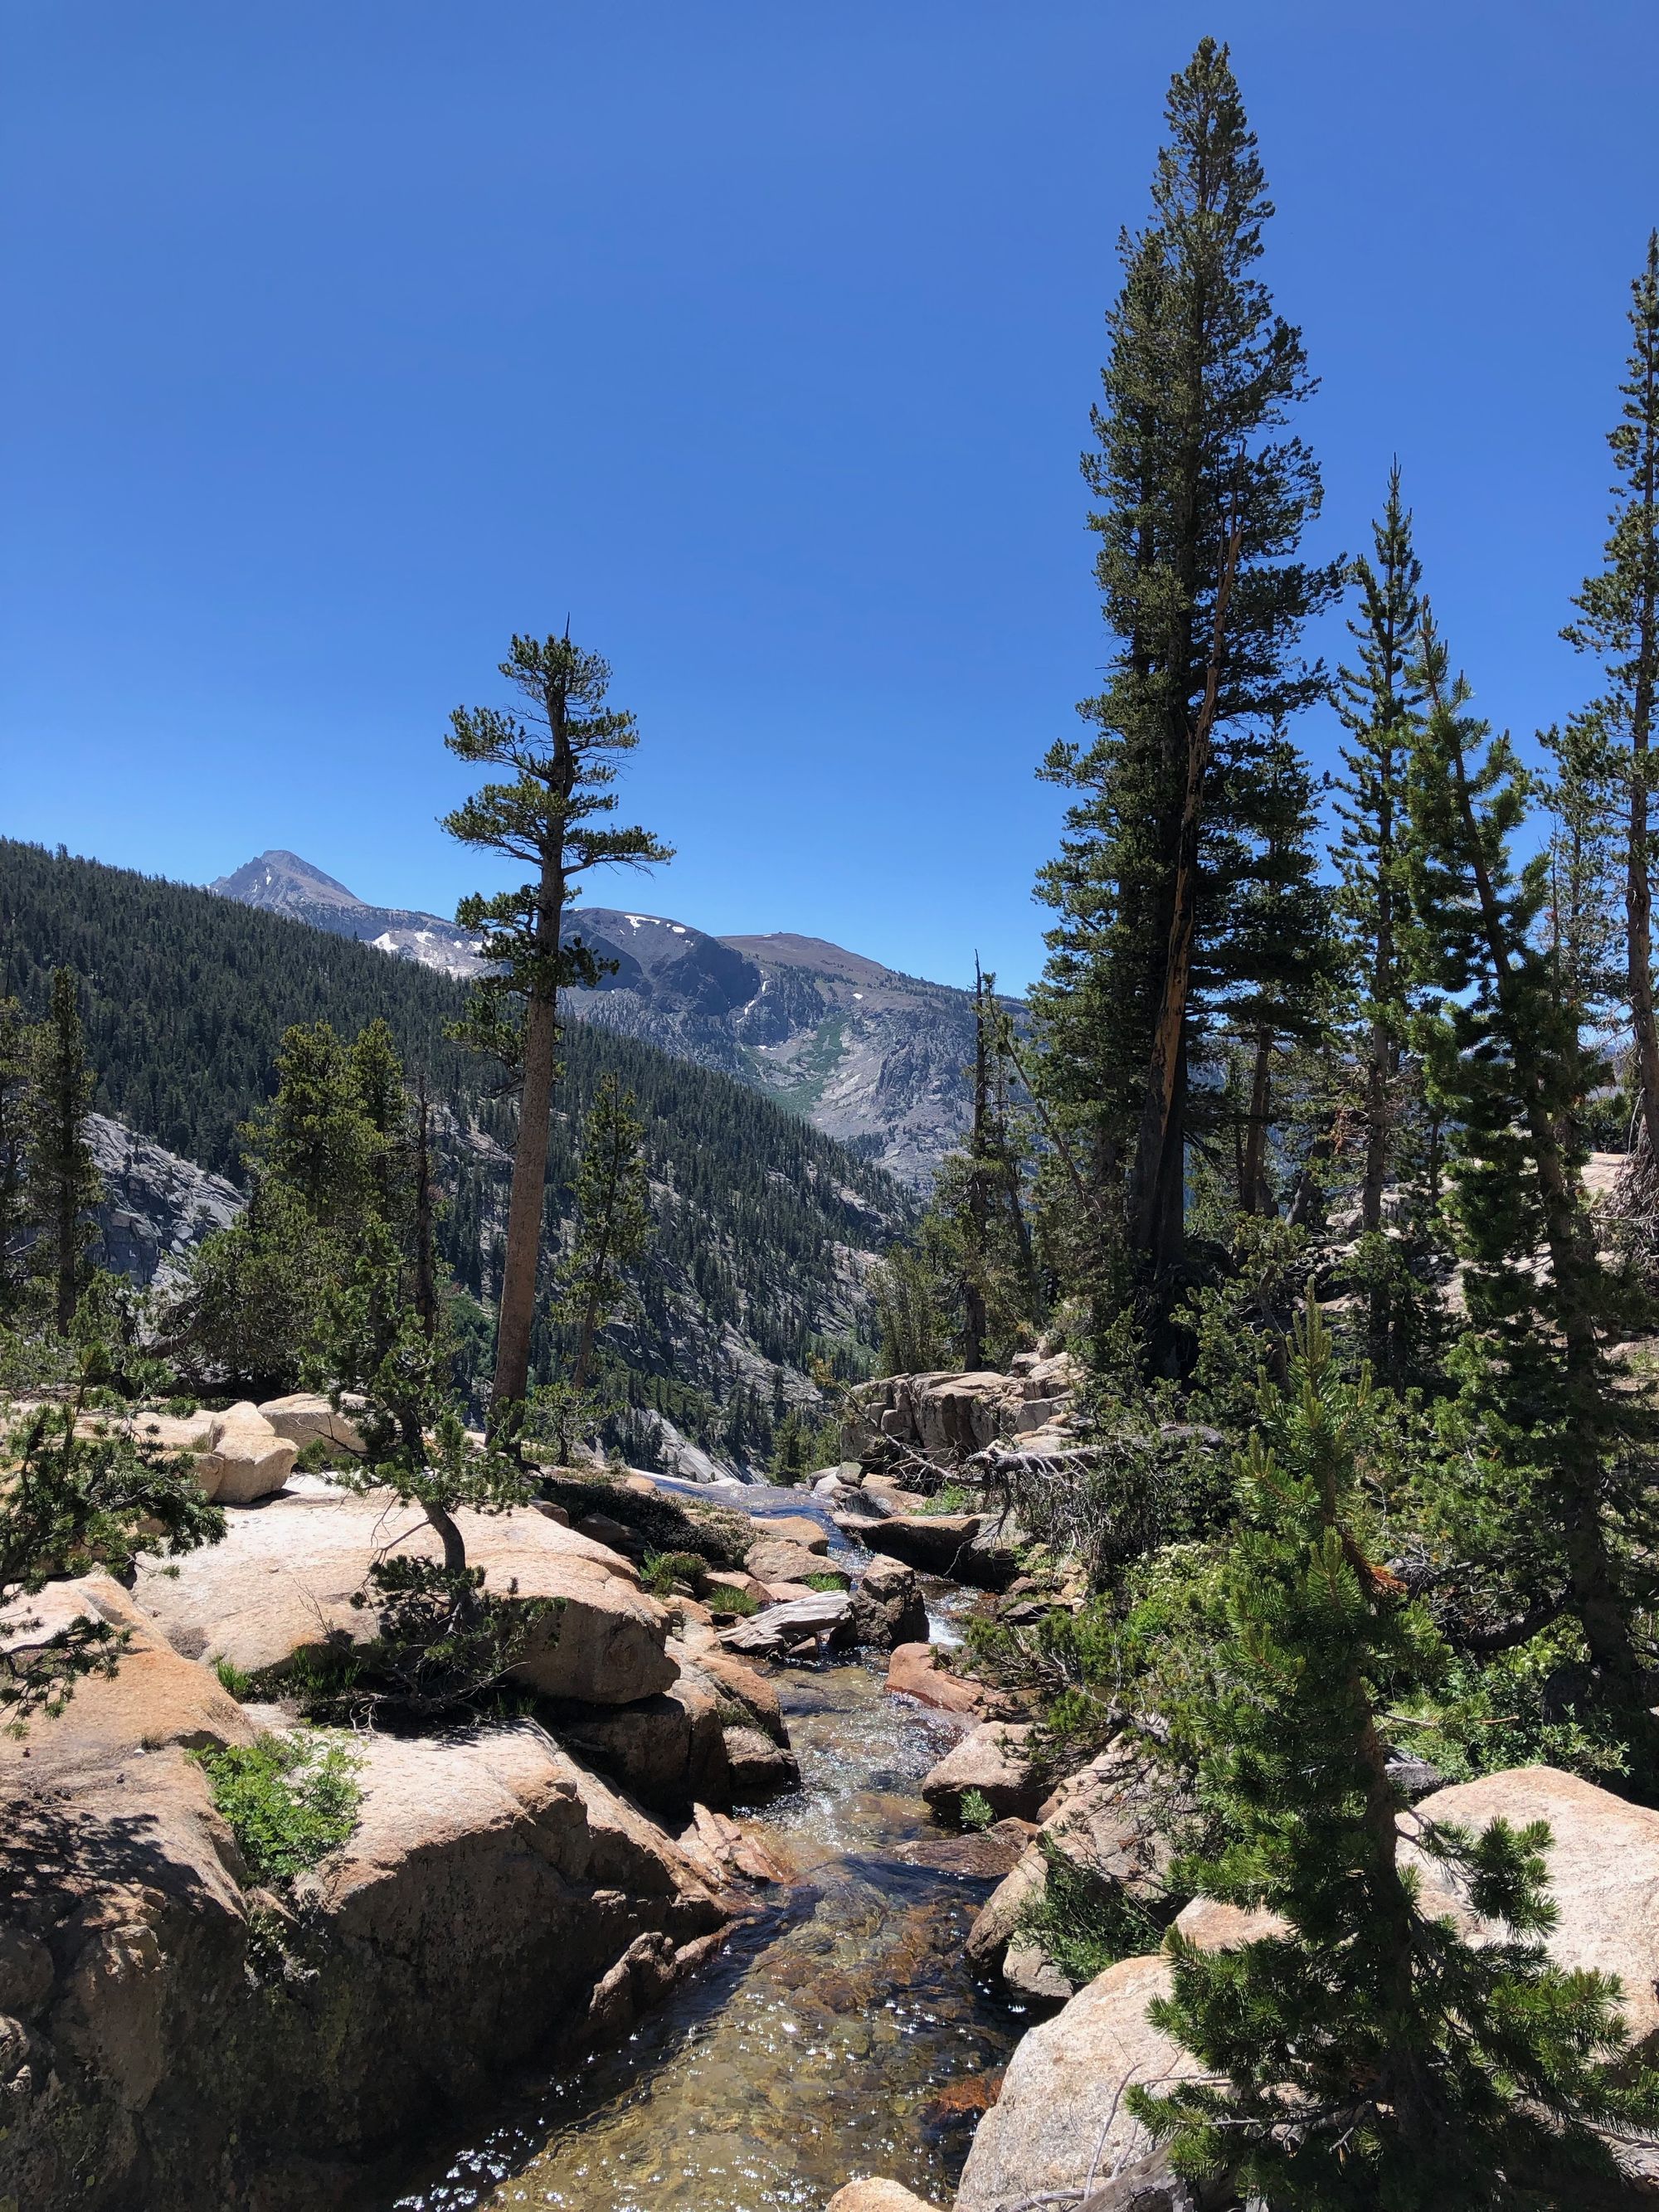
4;1;1657;992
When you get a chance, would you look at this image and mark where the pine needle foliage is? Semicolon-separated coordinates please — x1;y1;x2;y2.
1404;611;1659;1791
1562;232;1659;1170
1030;36;1340;1297
1136;1297;1659;2210
1;1287;224;1732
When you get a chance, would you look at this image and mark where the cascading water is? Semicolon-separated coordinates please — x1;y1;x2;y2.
375;1589;1022;2212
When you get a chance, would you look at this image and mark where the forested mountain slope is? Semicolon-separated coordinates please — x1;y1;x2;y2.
212;848;1004;1188
1;839;910;1465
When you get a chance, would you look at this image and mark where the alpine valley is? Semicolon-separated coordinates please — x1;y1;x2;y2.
212;848;1007;1189
2;838;917;1479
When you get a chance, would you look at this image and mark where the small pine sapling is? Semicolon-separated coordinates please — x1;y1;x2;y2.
1135;1296;1659;2209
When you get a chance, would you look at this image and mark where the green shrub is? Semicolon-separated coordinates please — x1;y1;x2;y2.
214;1656;254;1699
194;1734;362;1886
1017;1838;1163;1985
958;1787;996;1831
708;1583;761;1616
641;1548;709;1597
804;1571;849;1592
163;1394;200;1418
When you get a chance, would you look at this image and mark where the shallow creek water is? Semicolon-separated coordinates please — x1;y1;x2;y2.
379;1577;1022;2212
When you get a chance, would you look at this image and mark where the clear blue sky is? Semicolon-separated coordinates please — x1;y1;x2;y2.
4;2;1657;992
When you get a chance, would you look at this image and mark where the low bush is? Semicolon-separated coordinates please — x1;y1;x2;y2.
641;1549;709;1597
194;1734;362;1885
1016;1838;1164;1984
958;1787;996;1831
708;1583;761;1616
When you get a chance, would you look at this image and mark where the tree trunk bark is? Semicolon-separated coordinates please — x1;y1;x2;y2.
491;979;558;1416
1127;524;1243;1273
414;1078;438;1342
1241;1027;1273;1215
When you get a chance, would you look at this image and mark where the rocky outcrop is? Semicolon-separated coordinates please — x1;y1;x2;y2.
1404;1765;1659;2058
956;1950;1190;2208
824;2184;936;2212
921;1723;1042;1825
852;1513;987;1578
884;1641;994;1718
961;1767;1659;2212
85;1113;243;1286
849;1555;928;1650
967;1739;1183;1986
0;1576;742;2212
132;1492;678;1705
746;1537;847;1587
0;1573;258;1766
129;1398;298;1503
256;1391;367;1456
893;1818;1037;1879
851;1353;1079;1461
748;1513;830;1554
558;1637;798;1811
956;1900;1275;2212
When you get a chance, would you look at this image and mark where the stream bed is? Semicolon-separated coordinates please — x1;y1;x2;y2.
377;1617;1023;2212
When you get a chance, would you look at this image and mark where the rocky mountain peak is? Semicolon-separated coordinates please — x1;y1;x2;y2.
209;849;366;912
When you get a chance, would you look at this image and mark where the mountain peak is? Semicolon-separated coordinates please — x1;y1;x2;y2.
210;850;365;909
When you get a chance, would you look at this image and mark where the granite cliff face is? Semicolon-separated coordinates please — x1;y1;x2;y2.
86;1115;243;1285
211;853;1006;1188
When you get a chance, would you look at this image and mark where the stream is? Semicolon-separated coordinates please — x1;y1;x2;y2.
377;1560;1024;2212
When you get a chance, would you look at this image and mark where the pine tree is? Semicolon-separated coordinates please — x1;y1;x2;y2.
1214;731;1337;1218
2;1286;224;1731
1540;716;1624;1038
0;998;31;1317
558;1072;652;1398
1407;609;1659;1790
927;965;1042;1369
1335;468;1425;1204
1564;233;1659;1179
1136;1297;1659;2209
170;1018;408;1397
444;634;672;1426
1030;37;1340;1307
25;968;102;1330
241;1020;375;1232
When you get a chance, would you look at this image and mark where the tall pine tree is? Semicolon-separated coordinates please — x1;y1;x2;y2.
25;968;102;1330
1564;233;1659;1180
0;998;30;1318
444;634;671;1426
1408;610;1659;1791
558;1072;652;1399
1335;469;1425;1227
1214;731;1336;1217
1031;37;1339;1313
